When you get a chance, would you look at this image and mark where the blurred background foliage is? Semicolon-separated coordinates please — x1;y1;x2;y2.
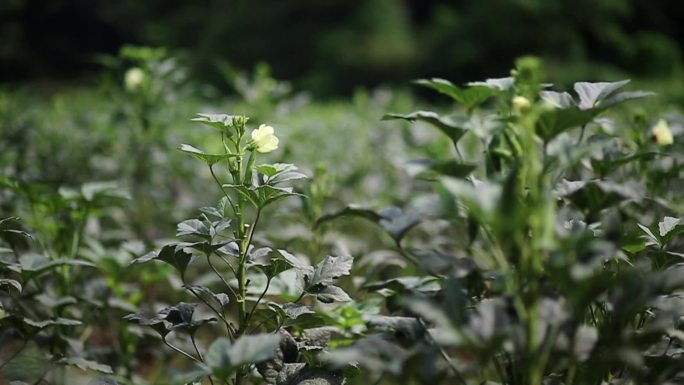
1;0;683;96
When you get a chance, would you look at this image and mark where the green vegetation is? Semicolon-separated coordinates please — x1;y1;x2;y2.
1;47;684;385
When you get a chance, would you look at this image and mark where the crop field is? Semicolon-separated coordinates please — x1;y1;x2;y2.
2;2;684;385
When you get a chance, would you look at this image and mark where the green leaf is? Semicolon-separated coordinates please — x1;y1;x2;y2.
467;77;515;91
273;249;314;281
364;315;423;339
87;377;119;385
13;254;96;282
248;248;295;279
309;255;353;287
224;184;303;210
80;182;130;202
206;335;281;379
441;177;502;220
536;107;598;143
184;285;230;308
599;91;654;108
555;180;644;221
315;205;382;229
539;91;576;108
57;357;113;374
590;152;658;177
309;285;352;303
323;335;410;375
178;144;237;166
122;312;170;337
22;317;82;329
281;303;315;319
574;80;631;110
256;163;308;185
405;159;476;180
191;113;246;134
176;219;212;240
315;205;419;243
131;244;197;278
158;302;216;333
413;78;493;108
382;111;469;144
658;216;684;246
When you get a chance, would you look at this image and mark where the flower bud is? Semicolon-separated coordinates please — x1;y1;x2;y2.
512;96;532;115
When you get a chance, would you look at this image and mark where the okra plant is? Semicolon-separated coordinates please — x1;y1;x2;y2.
318;58;684;385
126;115;352;385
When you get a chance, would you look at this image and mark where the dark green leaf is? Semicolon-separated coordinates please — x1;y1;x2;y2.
539;91;575;108
256;163;308;185
191;113;246;134
122;312;170;337
206;334;281;379
309;285;352;303
405;159;476;181
184;285;230;308
467;77;515;91
281;303;315;319
176;219;212;240
249;248;295;279
131;244;197;277
80;182;130;202
382;111;468;144
658;216;684;246
413;78;493;108
323;335;410;375
87;377;119;385
57;357;113;374
178;144;237;166
315;205;382;229
315;205;419;242
364;315;423;339
224;184;303;210
536;107;598;143
574;80;630;110
309;255;353;287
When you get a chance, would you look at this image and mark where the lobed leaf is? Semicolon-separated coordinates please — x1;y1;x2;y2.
178;144;236;166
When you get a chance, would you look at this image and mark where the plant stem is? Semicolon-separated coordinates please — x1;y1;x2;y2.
209;165;238;217
246;276;271;325
184;280;235;339
0;339;27;370
207;255;238;300
417;318;466;385
163;338;201;363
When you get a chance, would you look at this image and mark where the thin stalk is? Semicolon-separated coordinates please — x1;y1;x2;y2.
566;363;577;385
189;335;211;379
250;291;306;333
0;339;27;370
246;276;271;325
209;165;238;217
217;253;238;276
493;355;508;384
577;124;587;144
207;255;238;300
417;318;466;385
245;210;261;259
163;338;201;363
185;281;235;338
